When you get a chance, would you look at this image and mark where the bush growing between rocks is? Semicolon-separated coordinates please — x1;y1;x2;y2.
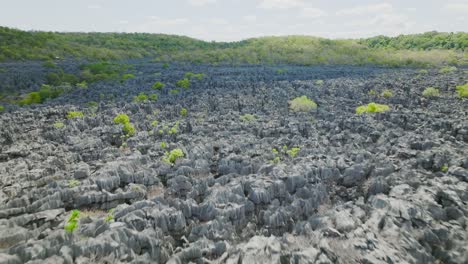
0;105;4;111
152;81;165;90
54;121;65;129
439;66;457;74
185;72;205;80
181;108;187;116
114;113;135;136
422;87;440;98
121;73;135;81
170;89;180;94
289;96;317;112
287;147;300;158
176;79;190;89
66;111;84;119
456;83;468;98
315;80;324;85
368;90;377;96
134;92;148;102
76;81;88;89
356;102;390;114
64;210;80;233
160;142;167;149
149;94;158;101
240;114;256;122
418;69;428;74
381;90;393;98
163;148;184;164
68;180;80;188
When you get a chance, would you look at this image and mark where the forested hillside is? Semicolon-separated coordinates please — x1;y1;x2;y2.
1;27;466;66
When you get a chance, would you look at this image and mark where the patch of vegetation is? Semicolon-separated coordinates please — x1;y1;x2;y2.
185;72;205;80
114;113;135;136
76;81;88;89
18;84;65;106
168;121;180;135
441;164;449;173
80;62;130;83
180;108;187;116
133;92;149;102
315;80;324;85
152;81;165;90
456;83;468;98
368;90;377;96
105;209;115;223
439;66;457;74
67;111;84;119
176;79;191;89
87;101;99;108
170;89;180;94
64;210;80;233
418;69;428;74
160;142;167;149
289;96;317;112
381;90;393;98
356;103;390;114
240;114;256;122
121;73;135;81
54;121;65;129
0;105;4;111
68;179;80;188
163;148;185;164
151;120;159;127
422;87;440;98
286;147;301;158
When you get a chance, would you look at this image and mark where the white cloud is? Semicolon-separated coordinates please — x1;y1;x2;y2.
87;4;101;9
445;3;468;12
188;0;217;6
336;3;393;16
243;15;257;22
207;18;228;25
300;8;327;18
258;0;305;9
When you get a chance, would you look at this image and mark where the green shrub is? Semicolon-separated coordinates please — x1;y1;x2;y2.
76;81;88;88
356;103;390;114
184;72;204;80
123;123;136;136
87;101;98;108
287;147;300;158
176;79;190;89
162;63;170;69
381;90;393;98
439;66;457;74
134;92;148;102
180;108;187;116
149;94;158;101
114;114;130;125
54;121;65;129
441;164;449;173
168;122;179;134
18;92;42;106
151;120;159;127
315;80;324;85
289;96;317;112
121;73;135;81
456;83;468;98
418;69;428;74
422;87;440;98
240;114;256;122
67;111;84;119
0;105;4;111
152;81;165;90
170;89;180;94
105;214;114;223
163;148;185;164
368;90;377;96
43;60;57;68
160;142;167;149
64;210;80;233
68;180;80;188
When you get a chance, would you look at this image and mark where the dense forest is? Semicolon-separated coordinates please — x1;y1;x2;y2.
0;27;467;66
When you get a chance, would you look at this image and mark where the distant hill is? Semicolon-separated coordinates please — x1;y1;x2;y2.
0;27;466;66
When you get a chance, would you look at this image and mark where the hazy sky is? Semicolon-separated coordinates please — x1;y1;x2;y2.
1;0;467;41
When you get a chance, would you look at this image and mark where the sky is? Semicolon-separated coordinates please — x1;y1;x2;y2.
0;0;467;41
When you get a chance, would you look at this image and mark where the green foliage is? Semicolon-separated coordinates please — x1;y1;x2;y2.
240;114;256;122
168;122;179;135
80;62;130;83
114;114;130;125
105;209;114;223
356;103;390;114
68;180;80;188
152;81;165;90
0;105;4;111
162;63;170;69
18;91;42;106
67;111;84;119
87;101;98;108
151;120;159;127
289;96;317;112
180;108;187;116
163;148;185;164
271;156;281;164
18;84;64;106
368;90;377;96
422;87;440;98
287;147;300;158
439;66;457;74
315;80;324;85
121;73;135;81
441;164;449;173
148;94;157;101
176;79;191;89
123;123;136;136
381;90;393;98
76;81;88;88
185;72;205;80
64;210;80;233
43;60;57;68
160;142;167;149
456;83;468;98
170;89;180;94
134;92;149;102
54;121;65;129
0;27;466;66
418;69;428;74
